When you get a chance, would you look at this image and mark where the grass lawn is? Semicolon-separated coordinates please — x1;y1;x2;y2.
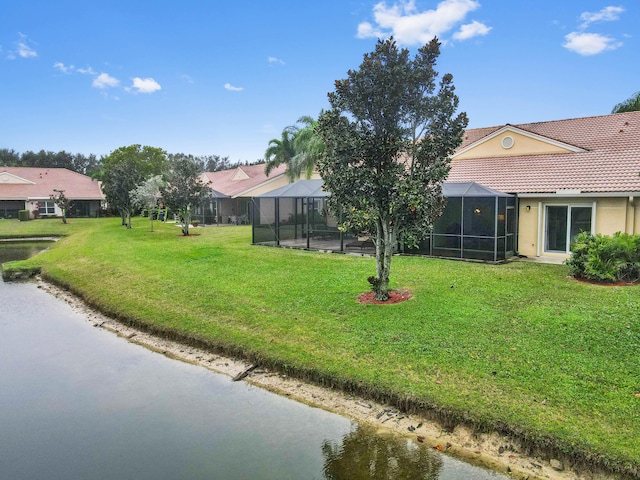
2;217;639;475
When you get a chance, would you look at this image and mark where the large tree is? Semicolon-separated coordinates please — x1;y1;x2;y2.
160;157;211;236
316;37;468;301
101;145;167;228
611;91;640;114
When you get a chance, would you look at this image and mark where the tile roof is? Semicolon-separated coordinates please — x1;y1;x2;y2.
449;111;640;194
201;164;287;197
0;167;104;200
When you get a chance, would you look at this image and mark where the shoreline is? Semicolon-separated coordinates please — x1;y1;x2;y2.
37;278;616;480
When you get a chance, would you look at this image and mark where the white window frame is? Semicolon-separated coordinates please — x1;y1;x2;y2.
541;202;595;254
39;200;56;215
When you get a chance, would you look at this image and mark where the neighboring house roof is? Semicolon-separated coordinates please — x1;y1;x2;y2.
200;164;287;198
448;111;640;195
0;167;104;200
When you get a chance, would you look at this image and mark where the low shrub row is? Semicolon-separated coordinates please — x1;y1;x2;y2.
566;231;640;283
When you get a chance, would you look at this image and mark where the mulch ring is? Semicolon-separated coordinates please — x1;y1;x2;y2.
357;289;413;304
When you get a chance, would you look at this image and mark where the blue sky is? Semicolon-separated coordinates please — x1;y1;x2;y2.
1;1;637;164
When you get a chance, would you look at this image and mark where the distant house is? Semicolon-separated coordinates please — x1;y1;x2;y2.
194;164;291;225
448;111;640;260
0;167;104;219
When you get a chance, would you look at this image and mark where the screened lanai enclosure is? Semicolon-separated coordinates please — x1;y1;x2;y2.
252;180;517;262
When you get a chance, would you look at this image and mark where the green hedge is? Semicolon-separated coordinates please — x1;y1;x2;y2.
566;231;640;283
18;210;30;222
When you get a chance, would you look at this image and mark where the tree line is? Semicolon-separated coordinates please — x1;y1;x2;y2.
0;148;250;177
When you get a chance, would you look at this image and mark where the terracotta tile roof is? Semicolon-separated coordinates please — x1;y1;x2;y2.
449;111;640;194
0;167;104;200
201;164;287;197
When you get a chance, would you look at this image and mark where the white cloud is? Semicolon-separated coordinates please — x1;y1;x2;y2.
8;33;37;59
129;77;162;94
356;0;485;45
224;83;244;92
268;56;285;65
453;20;491;40
77;66;96;75
180;74;194;84
17;41;37;58
579;6;624;29
563;32;622;56
563;6;625;56
92;73;120;89
53;62;74;73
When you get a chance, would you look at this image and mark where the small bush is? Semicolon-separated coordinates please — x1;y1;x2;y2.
566;231;640;283
18;210;30;222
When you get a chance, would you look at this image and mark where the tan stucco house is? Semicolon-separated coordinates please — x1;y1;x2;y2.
0;167;104;219
195;164;290;224
448;111;640;260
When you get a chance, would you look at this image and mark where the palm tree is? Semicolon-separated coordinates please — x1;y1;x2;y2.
264;125;298;180
264;115;325;181
612;91;640;113
289;115;325;180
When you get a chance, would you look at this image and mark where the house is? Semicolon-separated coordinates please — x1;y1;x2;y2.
448;111;640;260
0;167;104;219
195;164;291;225
253;112;640;262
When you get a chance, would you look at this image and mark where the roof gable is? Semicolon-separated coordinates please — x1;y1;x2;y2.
230;167;250;181
0;171;35;185
202;164;288;198
454;125;585;160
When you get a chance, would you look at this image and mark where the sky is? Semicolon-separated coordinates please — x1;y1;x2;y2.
1;0;638;164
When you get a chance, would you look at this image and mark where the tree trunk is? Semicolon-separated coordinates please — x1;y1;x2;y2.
181;211;191;236
373;218;395;301
121;208;132;229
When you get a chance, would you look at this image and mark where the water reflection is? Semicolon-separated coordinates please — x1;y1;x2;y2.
0;241;52;265
323;424;442;479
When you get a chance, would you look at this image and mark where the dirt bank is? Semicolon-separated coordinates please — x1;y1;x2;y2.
37;279;619;480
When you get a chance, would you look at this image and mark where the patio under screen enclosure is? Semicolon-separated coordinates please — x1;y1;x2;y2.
252;179;517;262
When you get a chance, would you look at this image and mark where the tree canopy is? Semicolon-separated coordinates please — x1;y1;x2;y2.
611;91;640;114
101;145;168;228
160;156;211;236
316;37;468;301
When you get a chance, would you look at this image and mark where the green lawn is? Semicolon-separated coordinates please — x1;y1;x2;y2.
2;217;639;476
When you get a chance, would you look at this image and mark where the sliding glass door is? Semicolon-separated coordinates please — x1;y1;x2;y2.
545;205;592;253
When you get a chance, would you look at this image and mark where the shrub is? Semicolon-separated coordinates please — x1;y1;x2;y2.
18;210;30;222
566;231;640;283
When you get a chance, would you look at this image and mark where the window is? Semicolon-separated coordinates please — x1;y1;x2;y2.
545;205;592;253
39;201;56;215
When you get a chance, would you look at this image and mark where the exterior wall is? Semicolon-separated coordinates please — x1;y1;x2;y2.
595;197;629;235
456;131;573;160
243;176;290;197
517;196;636;258
517;202;539;257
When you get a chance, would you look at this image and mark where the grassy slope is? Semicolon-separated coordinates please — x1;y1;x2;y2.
3;218;639;473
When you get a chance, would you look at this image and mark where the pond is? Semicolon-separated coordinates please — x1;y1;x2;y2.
0;244;508;479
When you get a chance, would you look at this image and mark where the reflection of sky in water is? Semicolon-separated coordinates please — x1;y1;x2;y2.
0;244;507;480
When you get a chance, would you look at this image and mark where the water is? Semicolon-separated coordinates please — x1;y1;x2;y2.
0;244;506;479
